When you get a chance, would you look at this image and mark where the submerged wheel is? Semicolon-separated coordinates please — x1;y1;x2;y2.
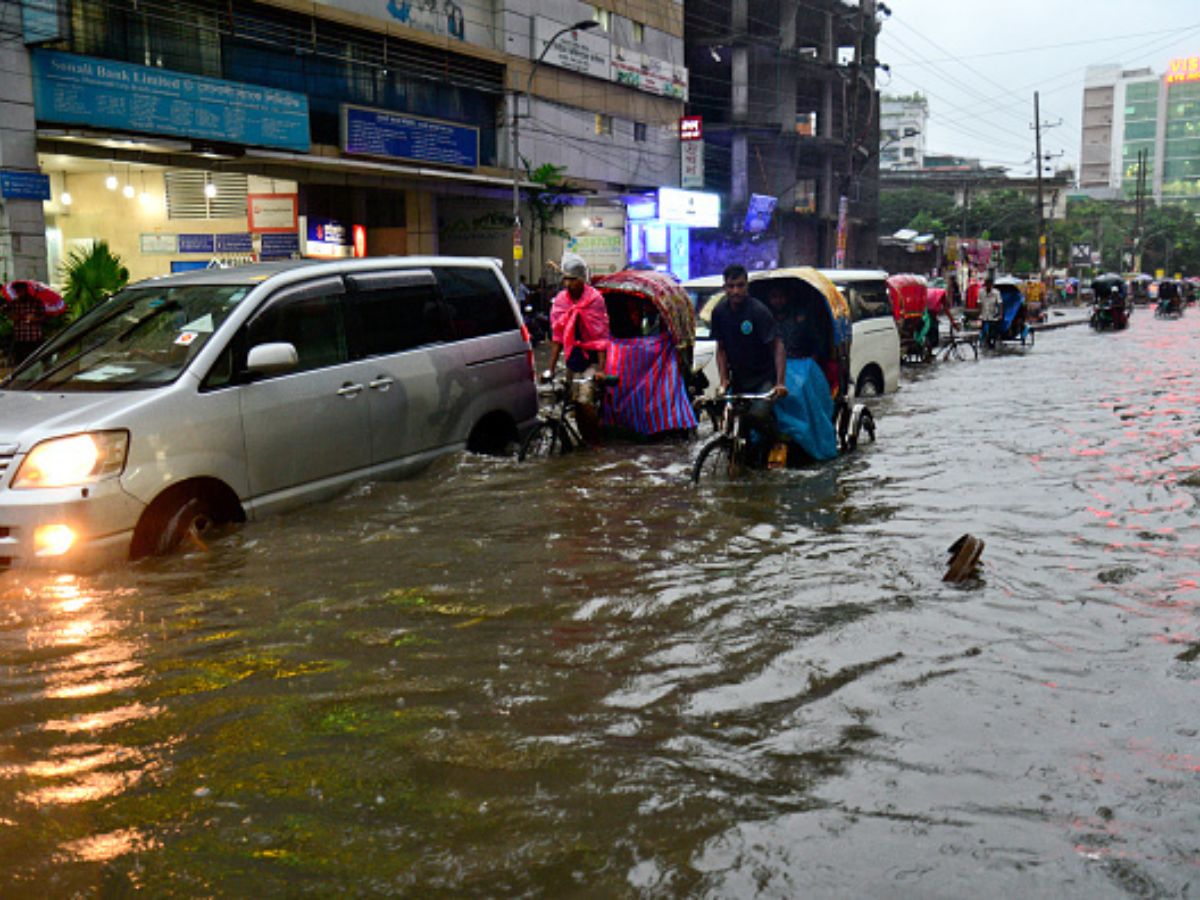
692;434;736;483
845;404;875;452
155;496;220;556
518;419;573;460
855;369;884;398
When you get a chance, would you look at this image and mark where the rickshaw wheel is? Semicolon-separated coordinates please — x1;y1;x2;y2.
692;434;736;483
519;420;573;460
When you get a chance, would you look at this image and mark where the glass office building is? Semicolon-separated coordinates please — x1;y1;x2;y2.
1080;58;1200;212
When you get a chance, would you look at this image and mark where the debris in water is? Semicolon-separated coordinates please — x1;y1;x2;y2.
944;534;984;583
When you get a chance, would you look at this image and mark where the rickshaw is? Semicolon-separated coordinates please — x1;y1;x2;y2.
692;267;875;482
887;273;931;363
520;270;699;459
1090;274;1130;331
981;276;1034;349
1155;279;1183;318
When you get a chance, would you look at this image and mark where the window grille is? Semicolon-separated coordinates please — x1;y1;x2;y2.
165;171;249;220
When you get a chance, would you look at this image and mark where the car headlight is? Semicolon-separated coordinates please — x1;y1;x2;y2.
12;431;129;489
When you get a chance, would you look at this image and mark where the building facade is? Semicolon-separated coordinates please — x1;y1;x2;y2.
1079;56;1200;212
0;0;691;286
879;93;926;170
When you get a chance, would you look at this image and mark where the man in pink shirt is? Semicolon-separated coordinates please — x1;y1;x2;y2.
544;253;610;439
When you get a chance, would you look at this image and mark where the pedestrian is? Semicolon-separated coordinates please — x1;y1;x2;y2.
545;252;610;441
978;273;1003;348
5;281;46;365
517;275;531;306
711;263;787;455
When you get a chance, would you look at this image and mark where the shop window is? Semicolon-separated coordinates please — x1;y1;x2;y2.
595;114;613;136
165;171;249;220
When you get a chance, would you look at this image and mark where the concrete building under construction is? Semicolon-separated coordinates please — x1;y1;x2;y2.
684;0;884;269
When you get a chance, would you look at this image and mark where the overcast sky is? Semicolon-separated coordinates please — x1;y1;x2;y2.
875;1;1200;177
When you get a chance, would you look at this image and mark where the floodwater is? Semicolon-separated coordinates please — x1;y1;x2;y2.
2;307;1199;897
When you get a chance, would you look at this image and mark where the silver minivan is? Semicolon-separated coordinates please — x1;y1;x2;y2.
817;269;901;397
0;257;537;570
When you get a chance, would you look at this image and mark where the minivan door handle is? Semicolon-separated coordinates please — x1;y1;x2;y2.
336;382;364;398
368;376;394;391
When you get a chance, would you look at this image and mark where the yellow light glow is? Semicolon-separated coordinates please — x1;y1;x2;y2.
35;524;77;557
20;435;98;487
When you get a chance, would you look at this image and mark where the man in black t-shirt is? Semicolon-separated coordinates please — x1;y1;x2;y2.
710;264;787;439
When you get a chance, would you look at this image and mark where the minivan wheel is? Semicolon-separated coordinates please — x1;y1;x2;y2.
155;496;221;556
856;370;883;397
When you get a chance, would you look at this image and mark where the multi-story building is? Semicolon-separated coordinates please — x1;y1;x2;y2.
684;0;884;270
880;93;926;170
1079;56;1200;212
0;0;691;285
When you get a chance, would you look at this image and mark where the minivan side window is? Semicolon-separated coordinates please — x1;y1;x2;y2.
246;294;348;373
839;282;892;321
436;267;518;339
350;283;448;357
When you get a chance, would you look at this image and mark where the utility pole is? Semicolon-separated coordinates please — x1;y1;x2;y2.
1134;148;1147;274
1030;92;1061;281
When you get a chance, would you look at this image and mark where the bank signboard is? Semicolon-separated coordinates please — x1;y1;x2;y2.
342;104;479;169
31;50;310;152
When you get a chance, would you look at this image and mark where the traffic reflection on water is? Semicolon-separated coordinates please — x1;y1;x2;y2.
2;308;1199;895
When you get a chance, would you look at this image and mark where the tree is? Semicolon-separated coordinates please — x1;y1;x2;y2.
60;240;129;320
878;188;957;237
523;161;574;284
1140;204;1200;275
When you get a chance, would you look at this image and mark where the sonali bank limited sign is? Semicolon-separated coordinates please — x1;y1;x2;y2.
1166;56;1200;84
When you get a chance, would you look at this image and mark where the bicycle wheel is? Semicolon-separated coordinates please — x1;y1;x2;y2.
692;434;736;483
518;420;574;460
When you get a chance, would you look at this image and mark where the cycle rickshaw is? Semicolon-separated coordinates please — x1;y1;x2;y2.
1090;273;1130;331
519;269;698;459
692;267;875;482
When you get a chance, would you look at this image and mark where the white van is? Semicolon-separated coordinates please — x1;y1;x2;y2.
0;258;537;570
817;269;901;396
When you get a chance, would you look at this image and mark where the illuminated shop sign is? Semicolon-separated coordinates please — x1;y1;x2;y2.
1166;56;1200;84
657;187;720;229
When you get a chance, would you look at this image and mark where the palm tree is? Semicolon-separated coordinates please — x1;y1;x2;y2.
61;240;129;320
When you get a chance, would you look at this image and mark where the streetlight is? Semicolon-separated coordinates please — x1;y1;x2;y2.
510;18;599;289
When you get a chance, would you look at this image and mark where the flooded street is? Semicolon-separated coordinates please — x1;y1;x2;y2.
3;308;1199;896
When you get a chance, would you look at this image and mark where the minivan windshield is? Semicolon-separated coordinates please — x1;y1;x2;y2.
4;284;250;392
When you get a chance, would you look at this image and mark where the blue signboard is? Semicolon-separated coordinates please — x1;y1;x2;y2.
177;233;216;254
0;170;51;200
215;233;253;253
31;50;310;153
342;104;478;169
260;232;300;258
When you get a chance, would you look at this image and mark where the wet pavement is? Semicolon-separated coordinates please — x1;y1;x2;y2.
2;304;1198;896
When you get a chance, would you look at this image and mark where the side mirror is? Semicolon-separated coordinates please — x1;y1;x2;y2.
246;342;298;374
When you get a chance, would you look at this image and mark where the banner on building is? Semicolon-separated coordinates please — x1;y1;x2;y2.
342;104;479;169
834;195;848;268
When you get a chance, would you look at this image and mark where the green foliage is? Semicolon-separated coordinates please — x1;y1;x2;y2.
524;160;573;242
879;188;957;238
60;240;129;320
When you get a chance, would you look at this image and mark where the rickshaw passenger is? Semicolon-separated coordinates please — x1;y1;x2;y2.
712;264;787;439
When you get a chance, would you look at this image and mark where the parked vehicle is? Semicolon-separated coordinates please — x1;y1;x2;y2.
1090;274;1130;331
0;258;538;569
816;269;902;396
692;267;875;482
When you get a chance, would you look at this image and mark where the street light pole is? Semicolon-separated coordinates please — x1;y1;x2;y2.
510;19;599;291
